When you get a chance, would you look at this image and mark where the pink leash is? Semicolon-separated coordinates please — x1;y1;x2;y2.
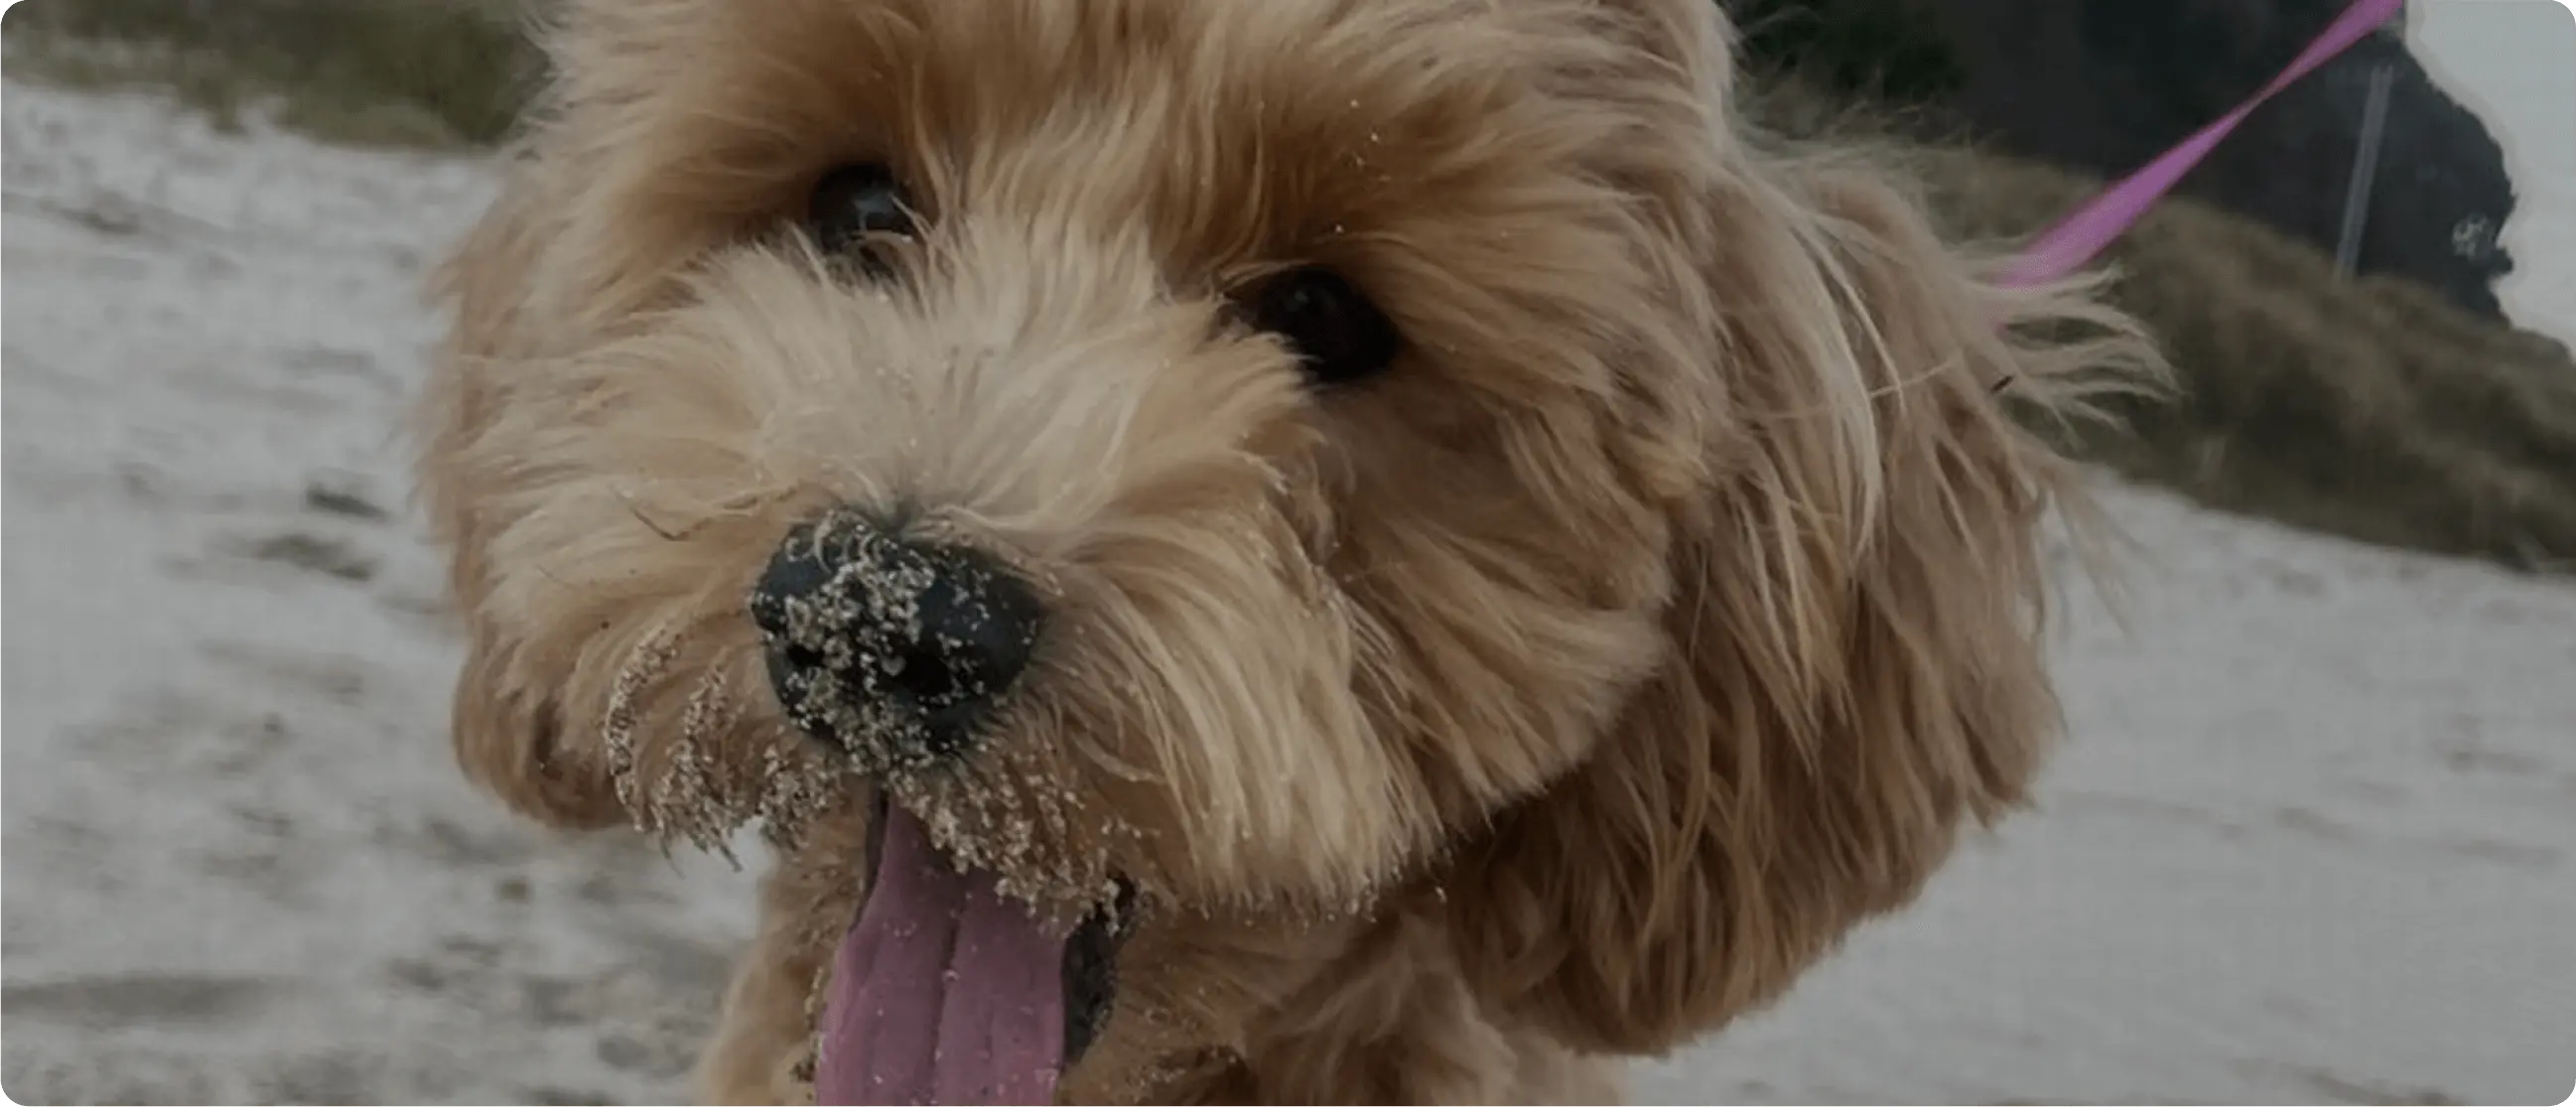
1996;0;2407;288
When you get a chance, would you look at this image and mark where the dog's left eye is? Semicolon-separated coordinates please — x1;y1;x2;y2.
1245;266;1402;386
806;162;917;268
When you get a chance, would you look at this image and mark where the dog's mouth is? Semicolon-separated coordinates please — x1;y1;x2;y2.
812;795;1134;1105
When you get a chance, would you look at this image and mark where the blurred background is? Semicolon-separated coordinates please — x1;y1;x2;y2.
3;1;2571;1103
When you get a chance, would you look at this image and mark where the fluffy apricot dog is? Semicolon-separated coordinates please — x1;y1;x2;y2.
417;0;2149;1101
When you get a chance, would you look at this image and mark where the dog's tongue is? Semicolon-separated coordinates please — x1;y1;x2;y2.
815;808;1065;1106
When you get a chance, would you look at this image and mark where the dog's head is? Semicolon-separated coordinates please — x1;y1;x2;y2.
420;0;2147;1099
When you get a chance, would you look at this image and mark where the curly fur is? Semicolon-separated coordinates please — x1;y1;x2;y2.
415;0;2156;1100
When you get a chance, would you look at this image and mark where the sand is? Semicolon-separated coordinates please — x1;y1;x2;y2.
3;81;2570;1105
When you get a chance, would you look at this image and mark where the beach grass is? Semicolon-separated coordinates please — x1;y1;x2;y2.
3;0;541;148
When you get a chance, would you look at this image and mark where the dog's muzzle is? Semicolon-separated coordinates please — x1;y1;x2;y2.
748;508;1044;765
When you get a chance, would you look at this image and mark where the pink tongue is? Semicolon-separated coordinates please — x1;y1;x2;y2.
815;808;1066;1105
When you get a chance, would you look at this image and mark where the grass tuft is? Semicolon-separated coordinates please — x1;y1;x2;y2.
4;0;544;148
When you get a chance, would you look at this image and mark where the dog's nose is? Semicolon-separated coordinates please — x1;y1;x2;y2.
748;510;1043;763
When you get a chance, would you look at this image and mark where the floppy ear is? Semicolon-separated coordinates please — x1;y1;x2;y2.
416;171;630;831
1439;21;2152;1049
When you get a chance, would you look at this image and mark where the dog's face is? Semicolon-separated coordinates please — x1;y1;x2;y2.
422;0;2143;1100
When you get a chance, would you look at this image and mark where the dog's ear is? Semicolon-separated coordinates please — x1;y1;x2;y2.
1439;17;2150;1048
417;178;631;831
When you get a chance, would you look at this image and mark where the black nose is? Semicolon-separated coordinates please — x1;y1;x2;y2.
748;510;1043;765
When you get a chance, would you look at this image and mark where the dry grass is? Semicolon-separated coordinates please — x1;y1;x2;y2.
1910;146;2576;573
8;0;2573;574
1749;82;2576;574
1;0;542;147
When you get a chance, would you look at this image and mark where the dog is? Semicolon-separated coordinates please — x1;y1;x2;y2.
415;0;2152;1100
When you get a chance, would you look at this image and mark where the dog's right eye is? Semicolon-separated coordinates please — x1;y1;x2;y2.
807;162;917;268
1244;265;1402;387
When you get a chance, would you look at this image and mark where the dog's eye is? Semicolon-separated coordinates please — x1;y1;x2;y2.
1246;266;1402;386
807;162;917;266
